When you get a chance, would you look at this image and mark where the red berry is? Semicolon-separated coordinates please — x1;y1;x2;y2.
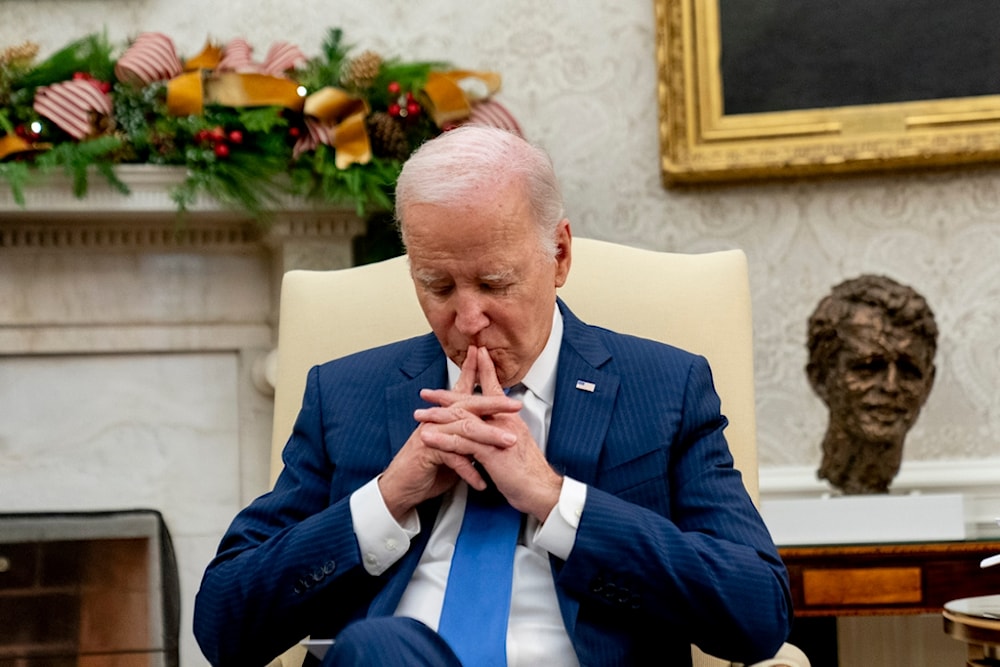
406;102;421;116
388;102;401;117
228;130;243;144
195;129;210;143
288;126;301;138
387;81;401;94
214;143;230;158
72;71;89;80
210;126;225;142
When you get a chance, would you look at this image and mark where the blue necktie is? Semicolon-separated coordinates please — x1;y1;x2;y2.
437;386;525;666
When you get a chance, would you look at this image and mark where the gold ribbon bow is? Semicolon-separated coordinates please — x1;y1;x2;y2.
303;87;372;169
0;134;50;161
421;70;502;127
165;42;305;117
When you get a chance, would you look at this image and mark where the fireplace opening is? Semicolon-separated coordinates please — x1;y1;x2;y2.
0;510;179;667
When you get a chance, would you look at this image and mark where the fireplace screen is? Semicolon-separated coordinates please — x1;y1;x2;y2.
0;510;179;667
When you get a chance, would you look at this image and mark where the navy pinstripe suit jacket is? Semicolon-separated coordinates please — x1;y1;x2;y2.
194;300;791;667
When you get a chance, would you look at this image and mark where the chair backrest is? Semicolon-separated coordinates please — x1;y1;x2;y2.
269;236;759;503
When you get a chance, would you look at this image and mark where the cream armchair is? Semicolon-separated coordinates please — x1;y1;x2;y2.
267;237;809;667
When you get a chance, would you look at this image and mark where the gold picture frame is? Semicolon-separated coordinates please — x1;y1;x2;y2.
655;0;1000;185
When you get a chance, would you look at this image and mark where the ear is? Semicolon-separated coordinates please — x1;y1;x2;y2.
553;219;572;288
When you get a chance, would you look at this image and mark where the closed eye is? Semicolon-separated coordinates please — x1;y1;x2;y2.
427;284;454;297
480;282;512;294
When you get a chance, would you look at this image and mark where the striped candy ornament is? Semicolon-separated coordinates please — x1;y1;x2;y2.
114;32;182;85
216;38;306;75
292;117;330;159
33;79;113;140
216;38;256;73
261;42;306;76
467;100;523;136
444;99;523;137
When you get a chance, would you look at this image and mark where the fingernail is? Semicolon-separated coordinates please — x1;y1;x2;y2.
502;432;516;444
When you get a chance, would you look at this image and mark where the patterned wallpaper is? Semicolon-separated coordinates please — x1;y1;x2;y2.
4;0;1000;468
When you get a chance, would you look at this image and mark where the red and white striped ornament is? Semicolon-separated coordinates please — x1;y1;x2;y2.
261;41;306;76
445;99;523;137
33;79;113;140
115;32;182;85
216;37;257;73
292;117;331;159
216;38;306;76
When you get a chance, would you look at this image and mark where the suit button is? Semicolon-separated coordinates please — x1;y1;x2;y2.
322;560;336;575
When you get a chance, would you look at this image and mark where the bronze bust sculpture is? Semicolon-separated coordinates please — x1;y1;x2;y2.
806;275;938;494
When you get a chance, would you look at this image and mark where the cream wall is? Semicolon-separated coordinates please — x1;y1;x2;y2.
5;0;1000;470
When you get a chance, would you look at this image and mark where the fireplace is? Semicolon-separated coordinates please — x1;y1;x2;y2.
0;167;364;665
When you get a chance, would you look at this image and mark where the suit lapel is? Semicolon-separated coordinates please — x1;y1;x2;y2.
385;333;447;456
547;301;620;486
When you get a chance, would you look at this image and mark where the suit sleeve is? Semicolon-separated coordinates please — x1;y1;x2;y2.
554;355;792;664
193;365;380;666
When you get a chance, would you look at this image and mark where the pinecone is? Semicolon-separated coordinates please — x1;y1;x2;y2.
367;111;410;161
342;50;382;90
1;41;39;67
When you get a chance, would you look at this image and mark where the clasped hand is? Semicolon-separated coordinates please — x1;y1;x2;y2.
378;345;562;522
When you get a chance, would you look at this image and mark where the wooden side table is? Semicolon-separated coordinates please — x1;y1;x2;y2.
943;595;1000;667
780;540;1000;617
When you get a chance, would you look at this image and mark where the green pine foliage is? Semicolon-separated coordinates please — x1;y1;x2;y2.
34;135;127;197
0;27;482;258
16;33;115;88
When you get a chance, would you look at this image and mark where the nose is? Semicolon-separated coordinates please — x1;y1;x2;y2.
880;363;900;393
453;290;489;337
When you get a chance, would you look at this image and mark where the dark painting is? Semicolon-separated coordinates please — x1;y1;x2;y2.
719;0;1000;115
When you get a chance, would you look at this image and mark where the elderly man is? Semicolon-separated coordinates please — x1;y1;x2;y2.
194;126;791;666
807;274;938;494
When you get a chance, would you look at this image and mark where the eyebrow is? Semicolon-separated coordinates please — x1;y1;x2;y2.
412;267;516;287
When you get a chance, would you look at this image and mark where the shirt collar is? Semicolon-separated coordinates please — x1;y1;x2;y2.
446;304;562;407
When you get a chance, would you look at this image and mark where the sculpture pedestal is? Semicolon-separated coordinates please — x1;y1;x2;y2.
761;492;966;546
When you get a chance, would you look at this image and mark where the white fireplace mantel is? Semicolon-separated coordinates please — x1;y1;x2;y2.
1;164;369;268
1;165;368;358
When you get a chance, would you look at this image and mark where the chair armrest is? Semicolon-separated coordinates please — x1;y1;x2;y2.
265;644;307;667
694;641;810;667
744;642;811;667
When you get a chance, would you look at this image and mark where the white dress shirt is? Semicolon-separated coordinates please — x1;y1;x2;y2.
351;306;585;666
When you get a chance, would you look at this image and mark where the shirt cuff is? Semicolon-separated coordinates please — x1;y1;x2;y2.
350;476;420;576
533;476;587;561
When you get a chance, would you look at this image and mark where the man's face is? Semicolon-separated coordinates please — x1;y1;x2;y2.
402;180;572;388
822;305;936;445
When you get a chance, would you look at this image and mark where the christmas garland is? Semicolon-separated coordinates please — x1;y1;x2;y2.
0;29;520;226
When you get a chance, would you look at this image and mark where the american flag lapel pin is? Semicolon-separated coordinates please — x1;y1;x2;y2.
575;379;596;393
